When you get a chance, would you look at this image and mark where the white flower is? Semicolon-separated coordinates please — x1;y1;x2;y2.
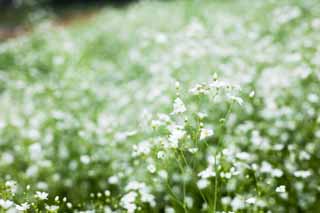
80;155;91;164
159;170;168;179
108;176;119;184
157;151;166;159
231;196;245;210
0;199;14;209
246;197;256;204
35;191;48;200
189;83;210;95
229;95;244;106
249;91;255;98
165;207;175;213
157;113;171;123
132;141;151;156
200;128;214;140
197;179;209;189
276;185;286;193
172;98;186;114
104;190;111;196
188;147;198;154
271;168;283;177
67;202;72;208
167;125;186;148
45;205;59;212
197;112;207;119
147;164;156;173
198;167;216;179
16;203;30;211
184;196;193;208
5;180;17;195
120;191;138;213
293;170;312;178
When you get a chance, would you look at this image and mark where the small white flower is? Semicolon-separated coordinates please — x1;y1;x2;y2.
231;196;245;210
188;147;198;154
184;196;193;208
172;98;186;114
67;202;72;208
16;203;30;211
80;155;91;164
120;191;138;213
197;179;209;189
104;190;111;196
197;112;207;119
157;151;166;159
108;176;119;184
35;191;48;200
5;180;17;195
200;128;214;140
0;199;14;209
45;205;59;212
159;170;168;179
147;164;156;173
167;125;186;148
293;170;312;178
198;167;216;179
165;207;175;213
189;83;210;95
246;197;256;204
229;95;244;106
249;91;255;98
276;185;286;193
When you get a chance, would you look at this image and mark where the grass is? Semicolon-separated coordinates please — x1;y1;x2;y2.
0;0;320;212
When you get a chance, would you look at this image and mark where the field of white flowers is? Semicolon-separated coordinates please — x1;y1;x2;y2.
0;0;320;212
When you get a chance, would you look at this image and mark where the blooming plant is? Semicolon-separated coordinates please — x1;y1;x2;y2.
0;0;320;212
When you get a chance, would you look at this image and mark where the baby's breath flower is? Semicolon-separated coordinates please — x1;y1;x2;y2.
172;98;186;114
80;155;91;165
200;128;214;140
45;205;59;212
198;167;216;179
229;95;244;106
276;185;286;193
35;191;48;200
197;179;209;189
188;147;198;154
294;170;312;178
246;197;256;204
0;199;14;209
147;164;156;173
16;203;30;211
157;151;166;159
104;190;111;196
120;191;138;213
108;176;119;184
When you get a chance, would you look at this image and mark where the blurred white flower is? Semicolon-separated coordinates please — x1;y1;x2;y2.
147;164;156;173
120;191;138;213
246;197;256;204
80;155;91;165
0;199;14;209
172;98;186;114
276;185;286;193
16;203;30;211
35;191;48;200
45;205;59;212
197;179;209;189
200;128;214;140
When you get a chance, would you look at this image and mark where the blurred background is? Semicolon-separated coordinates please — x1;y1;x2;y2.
0;0;137;41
